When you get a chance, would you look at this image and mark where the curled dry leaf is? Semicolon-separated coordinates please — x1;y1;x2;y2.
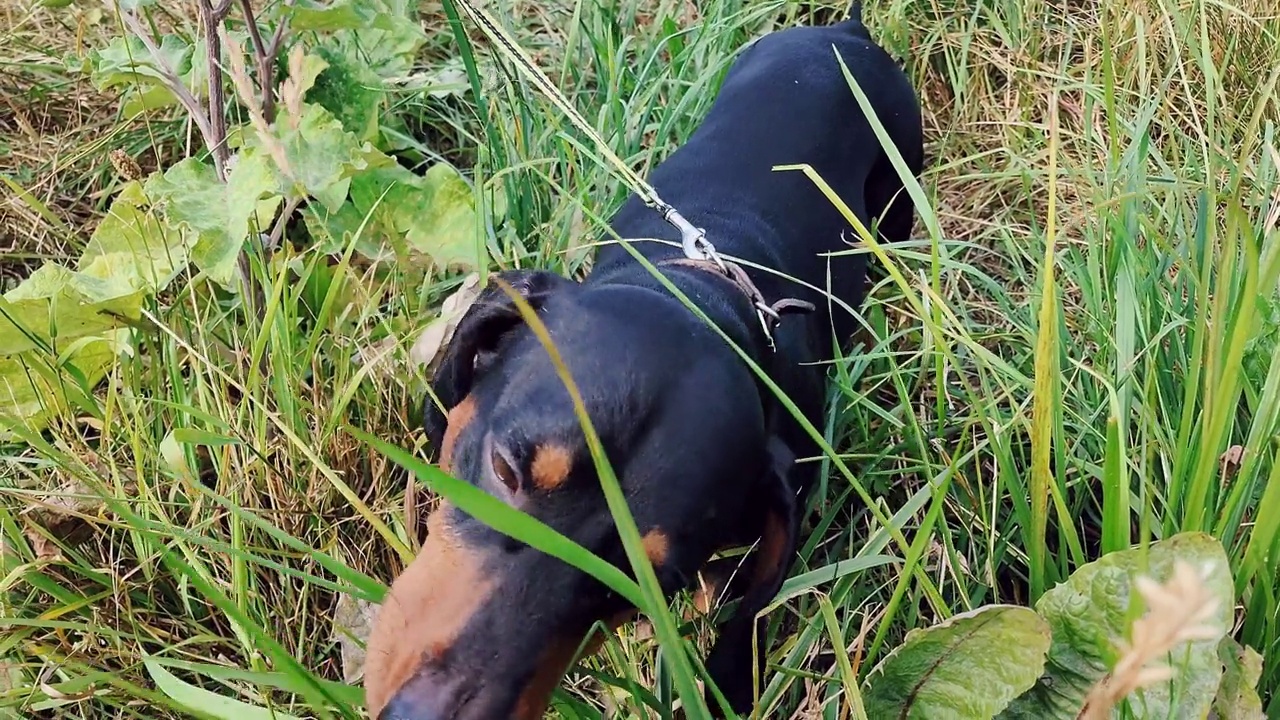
410;273;482;372
332;592;382;685
1220;445;1245;480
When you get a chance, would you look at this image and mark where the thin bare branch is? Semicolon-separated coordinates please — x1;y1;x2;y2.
116;8;225;179
266;0;296;58
194;0;232;179
237;0;278;122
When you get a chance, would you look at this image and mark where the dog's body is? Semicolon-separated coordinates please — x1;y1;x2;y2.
592;7;923;507
365;7;923;719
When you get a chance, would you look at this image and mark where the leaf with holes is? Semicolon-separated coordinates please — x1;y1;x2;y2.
144;154;282;289
998;532;1232;719
861;605;1051;719
1212;637;1266;720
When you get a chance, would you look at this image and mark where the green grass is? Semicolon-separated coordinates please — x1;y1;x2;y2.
3;0;1280;717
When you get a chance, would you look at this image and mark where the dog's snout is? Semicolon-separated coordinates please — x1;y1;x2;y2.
373;681;445;717
378;695;441;720
377;671;452;720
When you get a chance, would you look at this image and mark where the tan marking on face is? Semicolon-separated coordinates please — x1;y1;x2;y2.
530;444;573;491
439;395;477;472
363;503;494;717
512;611;634;720
642;528;670;567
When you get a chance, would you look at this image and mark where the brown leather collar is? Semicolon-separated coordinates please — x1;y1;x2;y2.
657;257;816;341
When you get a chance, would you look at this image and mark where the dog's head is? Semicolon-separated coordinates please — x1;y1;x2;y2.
364;269;801;719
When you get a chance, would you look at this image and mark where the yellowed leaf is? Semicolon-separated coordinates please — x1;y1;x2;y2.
409;273;482;371
332;593;381;685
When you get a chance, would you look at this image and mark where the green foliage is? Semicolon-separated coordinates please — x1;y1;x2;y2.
862;605;1051;718
306;162;481;272
865;534;1262;720
88;34;198;115
145;154;283;288
308;44;384;144
1000;533;1233;719
143;659;304;720
1213;638;1267;720
1;0;481;440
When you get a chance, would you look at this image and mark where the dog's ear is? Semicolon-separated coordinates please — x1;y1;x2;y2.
704;435;799;717
421;269;572;455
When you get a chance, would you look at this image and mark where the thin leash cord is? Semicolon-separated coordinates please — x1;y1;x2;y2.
449;0;718;262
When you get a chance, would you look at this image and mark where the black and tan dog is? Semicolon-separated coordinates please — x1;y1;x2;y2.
364;4;923;718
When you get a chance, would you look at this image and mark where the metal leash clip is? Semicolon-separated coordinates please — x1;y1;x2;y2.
663;206;728;273
658;202;815;350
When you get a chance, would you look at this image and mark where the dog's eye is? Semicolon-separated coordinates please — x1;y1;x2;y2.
490;444;522;494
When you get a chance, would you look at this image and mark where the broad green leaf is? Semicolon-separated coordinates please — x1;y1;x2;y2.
0;263;143;355
143;657;304;720
251;103;389;212
87;31;248;116
120;83;182;118
0;331;127;441
999;532;1233;719
398;163;479;271
307;161;480;272
78;180;194;294
308;42;384;143
291;0;426;78
862;605;1051;719
287;0;376;31
88;34;193;91
1211;637;1265;720
339;11;425;79
145;154;282;288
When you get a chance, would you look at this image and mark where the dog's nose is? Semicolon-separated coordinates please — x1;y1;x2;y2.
376;670;457;720
378;691;444;720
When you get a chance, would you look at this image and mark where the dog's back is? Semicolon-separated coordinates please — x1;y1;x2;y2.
592;6;923;345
